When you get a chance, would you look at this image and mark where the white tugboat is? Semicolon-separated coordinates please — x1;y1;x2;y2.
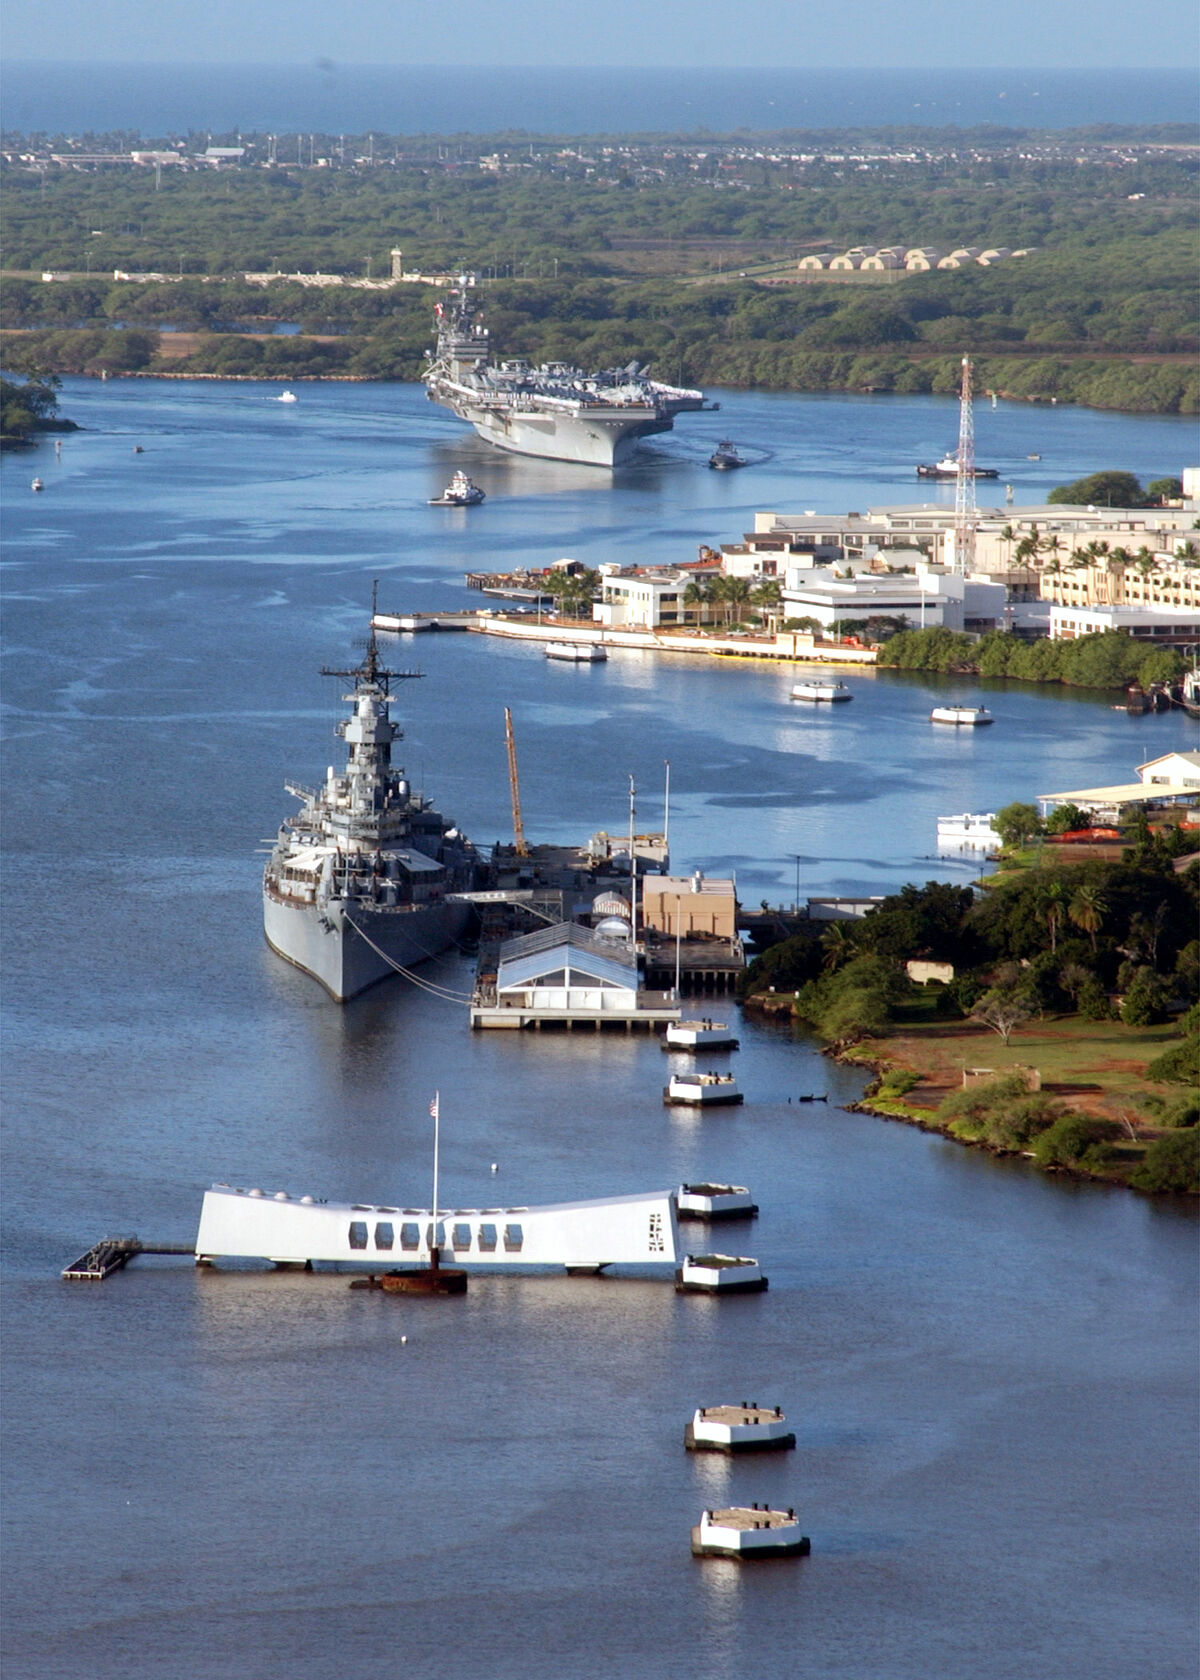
664;1019;739;1051
676;1253;767;1292
429;469;486;506
675;1183;757;1221
684;1403;795;1452
930;704;994;726
664;1072;743;1107
691;1505;810;1559
424;291;715;467
262;599;479;1001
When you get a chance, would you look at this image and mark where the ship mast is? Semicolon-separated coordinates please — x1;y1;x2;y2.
320;581;423;694
951;356;977;576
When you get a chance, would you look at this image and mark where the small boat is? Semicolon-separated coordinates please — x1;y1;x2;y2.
545;641;607;662
937;812;998;846
132;445;144;454
676;1253;766;1293
429;469;485;506
684;1403;794;1452
676;1183;757;1221
917;454;999;480
691;1505;809;1559
664;1073;743;1107
276;390;298;403
930;705;993;726
30;478;44;492
791;679;851;703
708;440;747;470
1027;452;1041;460
664;1019;739;1051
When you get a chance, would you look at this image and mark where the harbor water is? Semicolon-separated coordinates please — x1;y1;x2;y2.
1;378;1197;1679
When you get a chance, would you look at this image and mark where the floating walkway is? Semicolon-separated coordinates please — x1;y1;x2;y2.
61;1237;195;1280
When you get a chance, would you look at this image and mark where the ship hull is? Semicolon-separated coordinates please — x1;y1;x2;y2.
443;400;675;467
264;893;472;1002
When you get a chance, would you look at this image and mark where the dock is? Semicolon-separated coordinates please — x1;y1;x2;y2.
61;1237;195;1280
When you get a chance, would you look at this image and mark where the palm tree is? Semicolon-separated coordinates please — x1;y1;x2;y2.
820;921;856;972
720;576;753;626
683;578;714;624
1042;879;1067;954
1068;885;1107;952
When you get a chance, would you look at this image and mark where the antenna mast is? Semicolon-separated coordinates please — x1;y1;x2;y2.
504;707;529;857
952;356;977;576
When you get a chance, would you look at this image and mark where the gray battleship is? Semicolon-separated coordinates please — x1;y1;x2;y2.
263;617;478;1002
423;292;715;467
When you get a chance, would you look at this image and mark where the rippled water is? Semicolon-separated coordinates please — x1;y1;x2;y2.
2;379;1196;1679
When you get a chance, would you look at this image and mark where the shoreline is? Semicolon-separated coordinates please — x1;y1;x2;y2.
744;994;1196;1193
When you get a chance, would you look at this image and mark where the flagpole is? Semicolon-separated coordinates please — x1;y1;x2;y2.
431;1091;440;1265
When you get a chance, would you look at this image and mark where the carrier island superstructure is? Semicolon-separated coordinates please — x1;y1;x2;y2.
423;293;715;467
262;624;479;1002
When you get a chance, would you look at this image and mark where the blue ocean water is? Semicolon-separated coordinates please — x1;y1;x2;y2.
1;380;1197;1680
1;63;1195;137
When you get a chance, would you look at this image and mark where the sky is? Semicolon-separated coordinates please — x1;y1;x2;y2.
2;0;1197;68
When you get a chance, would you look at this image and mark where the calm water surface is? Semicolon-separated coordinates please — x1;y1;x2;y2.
2;379;1196;1679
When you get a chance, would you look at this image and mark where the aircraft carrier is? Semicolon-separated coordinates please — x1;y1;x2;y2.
423;292;715;467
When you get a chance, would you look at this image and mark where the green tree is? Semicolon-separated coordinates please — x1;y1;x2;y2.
993;802;1044;850
1129;1128;1200;1193
1068;884;1108;952
1047;470;1146;507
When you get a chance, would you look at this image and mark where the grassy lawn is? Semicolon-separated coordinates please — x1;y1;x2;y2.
861;1013;1184;1127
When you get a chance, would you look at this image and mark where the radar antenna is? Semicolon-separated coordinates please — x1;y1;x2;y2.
320;580;423;692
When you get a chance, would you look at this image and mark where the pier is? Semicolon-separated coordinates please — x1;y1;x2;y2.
61;1237;196;1281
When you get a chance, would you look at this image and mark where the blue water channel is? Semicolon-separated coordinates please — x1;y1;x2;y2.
2;378;1196;1680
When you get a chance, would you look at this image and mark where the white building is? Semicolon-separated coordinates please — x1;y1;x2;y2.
1138;751;1200;789
780;560;1010;633
495;922;640;1014
594;568;716;629
1047;602;1200;644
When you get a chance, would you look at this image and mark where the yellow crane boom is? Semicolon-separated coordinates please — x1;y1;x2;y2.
504;706;529;857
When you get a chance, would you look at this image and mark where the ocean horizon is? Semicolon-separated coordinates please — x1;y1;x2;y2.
1;63;1195;138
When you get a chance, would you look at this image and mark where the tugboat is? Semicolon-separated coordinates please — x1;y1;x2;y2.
262;590;479;1001
708;440;747;470
429;469;486;506
917;453;999;480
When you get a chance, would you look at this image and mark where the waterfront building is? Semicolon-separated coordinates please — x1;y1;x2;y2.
1039;750;1200;823
640;874;738;940
1047;602;1200;644
594;567;722;630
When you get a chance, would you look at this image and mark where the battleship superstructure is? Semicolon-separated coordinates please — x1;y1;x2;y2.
263;615;479;1002
423;292;714;467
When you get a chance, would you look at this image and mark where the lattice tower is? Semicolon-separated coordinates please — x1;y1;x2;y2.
952;355;977;575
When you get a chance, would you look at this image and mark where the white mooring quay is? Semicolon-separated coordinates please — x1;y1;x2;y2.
684;1404;796;1453
194;1183;679;1273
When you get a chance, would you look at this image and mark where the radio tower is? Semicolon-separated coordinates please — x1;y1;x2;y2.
951;355;977;575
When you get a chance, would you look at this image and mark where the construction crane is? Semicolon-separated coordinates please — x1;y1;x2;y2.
504;707;529;857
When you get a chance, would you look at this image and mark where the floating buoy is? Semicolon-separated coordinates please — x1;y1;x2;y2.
490;1162;498;1173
